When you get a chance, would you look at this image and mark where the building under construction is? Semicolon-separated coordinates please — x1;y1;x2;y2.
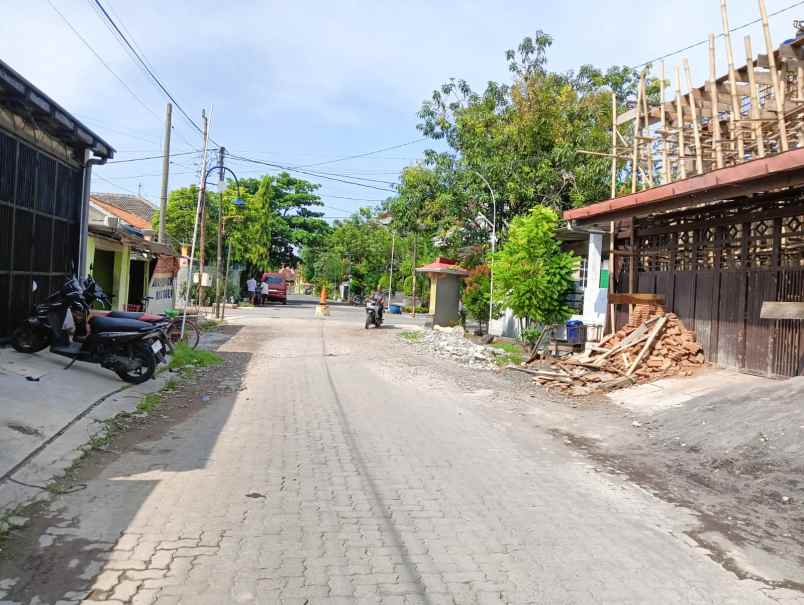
565;0;804;378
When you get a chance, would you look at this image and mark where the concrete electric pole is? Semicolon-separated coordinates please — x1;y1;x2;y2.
215;146;226;318
158;103;172;243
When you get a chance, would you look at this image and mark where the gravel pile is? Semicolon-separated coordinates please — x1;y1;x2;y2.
418;326;501;369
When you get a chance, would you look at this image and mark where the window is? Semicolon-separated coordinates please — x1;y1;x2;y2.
577;257;588;289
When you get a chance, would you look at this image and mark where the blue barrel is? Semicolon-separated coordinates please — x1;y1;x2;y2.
566;320;584;344
389;304;401;314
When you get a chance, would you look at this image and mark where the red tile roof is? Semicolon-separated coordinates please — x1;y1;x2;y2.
416;257;469;276
563;147;804;223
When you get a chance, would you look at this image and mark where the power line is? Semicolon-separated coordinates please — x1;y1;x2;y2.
107;149;205;164
93;173;149;197
324;195;388;202
291;137;427;169
227;154;398;192
89;0;210;143
632;0;804;70
45;0;162;124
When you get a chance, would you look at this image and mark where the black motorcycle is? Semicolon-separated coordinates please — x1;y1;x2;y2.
365;299;383;329
11;276;169;384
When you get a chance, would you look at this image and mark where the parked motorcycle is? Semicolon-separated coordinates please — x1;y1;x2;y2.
365;300;383;329
11;276;169;384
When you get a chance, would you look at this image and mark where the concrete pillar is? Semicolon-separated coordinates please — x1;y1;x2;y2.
582;233;603;322
112;246;131;310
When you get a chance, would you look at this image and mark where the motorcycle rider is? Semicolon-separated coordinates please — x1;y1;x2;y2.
369;290;385;322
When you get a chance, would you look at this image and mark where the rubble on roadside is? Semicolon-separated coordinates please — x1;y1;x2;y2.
510;304;705;396
417;325;503;369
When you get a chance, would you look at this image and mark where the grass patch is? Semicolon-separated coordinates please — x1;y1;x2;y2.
168;343;223;371
136;393;162;414
198;319;222;332
490;341;524;366
399;330;422;342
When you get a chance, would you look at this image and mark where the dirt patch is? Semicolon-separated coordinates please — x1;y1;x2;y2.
4;423;43;438
385;331;804;590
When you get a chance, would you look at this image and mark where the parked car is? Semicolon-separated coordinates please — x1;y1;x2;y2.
260;272;288;304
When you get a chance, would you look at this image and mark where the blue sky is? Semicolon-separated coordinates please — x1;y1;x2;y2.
2;1;801;219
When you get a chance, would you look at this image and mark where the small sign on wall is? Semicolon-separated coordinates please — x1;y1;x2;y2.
147;273;175;314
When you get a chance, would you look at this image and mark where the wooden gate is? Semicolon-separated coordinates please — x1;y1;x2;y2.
625;196;804;377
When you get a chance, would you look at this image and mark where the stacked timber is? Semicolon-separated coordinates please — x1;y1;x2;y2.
508;305;705;396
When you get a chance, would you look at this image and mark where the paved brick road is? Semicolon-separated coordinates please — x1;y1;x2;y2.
1;305;801;604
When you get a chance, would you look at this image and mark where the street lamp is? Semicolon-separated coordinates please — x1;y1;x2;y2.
469;170;497;332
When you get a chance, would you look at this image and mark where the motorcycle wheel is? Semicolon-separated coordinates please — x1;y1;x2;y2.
11;325;49;353
365;315;371;329
115;342;156;384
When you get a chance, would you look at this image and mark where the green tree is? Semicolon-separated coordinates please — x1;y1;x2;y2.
463;265;492;326
492;206;577;326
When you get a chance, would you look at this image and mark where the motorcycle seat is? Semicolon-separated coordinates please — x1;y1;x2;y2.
90;315;158;333
107;311;145;320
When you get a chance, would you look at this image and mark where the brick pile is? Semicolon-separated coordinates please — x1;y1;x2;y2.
511;304;706;396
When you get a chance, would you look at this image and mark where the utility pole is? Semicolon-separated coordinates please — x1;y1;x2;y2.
215;146;226;318
411;232;417;317
158;103;172;243
181;108;211;338
197;114;210;307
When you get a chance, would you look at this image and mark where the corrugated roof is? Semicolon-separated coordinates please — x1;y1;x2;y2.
0;58;114;159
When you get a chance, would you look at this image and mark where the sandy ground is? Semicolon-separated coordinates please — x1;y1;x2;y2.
394;332;804;590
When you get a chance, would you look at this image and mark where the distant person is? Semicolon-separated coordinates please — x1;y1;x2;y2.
260;279;269;305
246;276;257;305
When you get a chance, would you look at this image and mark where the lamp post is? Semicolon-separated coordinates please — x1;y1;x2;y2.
182;162;244;336
470;170;497;332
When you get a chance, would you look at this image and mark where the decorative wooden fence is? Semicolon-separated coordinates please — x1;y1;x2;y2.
613;195;804;377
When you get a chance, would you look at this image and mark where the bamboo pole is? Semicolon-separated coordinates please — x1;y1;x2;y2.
660;62;670;183
797;65;804;146
682;59;704;174
611;92;618;198
631;72;644;193
720;0;746;160
759;0;789;151
609;220;616;334
744;35;766;157
641;76;654;188
674;65;688;179
708;34;724;169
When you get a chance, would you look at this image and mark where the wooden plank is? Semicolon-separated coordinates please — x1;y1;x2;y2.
745;271;777;375
626;316;668;375
695;271;717;362
760;301;804;320
683;58;704;174
608;293;666;305
717;272;745;369
674;272;697;331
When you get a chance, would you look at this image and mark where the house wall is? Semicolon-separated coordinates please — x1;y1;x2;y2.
0;125;85;338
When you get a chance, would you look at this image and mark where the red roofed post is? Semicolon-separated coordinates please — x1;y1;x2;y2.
415;257;469;327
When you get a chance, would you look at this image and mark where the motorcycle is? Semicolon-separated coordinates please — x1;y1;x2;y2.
11;276;170;384
365;299;383;329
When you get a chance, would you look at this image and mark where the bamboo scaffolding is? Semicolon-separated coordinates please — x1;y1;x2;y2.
759;0;789;151
632;72;644;193
744;35;766;157
641;76;654;187
708;34;724;168
660;62;670;183
683;59;704;174
674;65;688;179
611;92;618;198
720;0;746;160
